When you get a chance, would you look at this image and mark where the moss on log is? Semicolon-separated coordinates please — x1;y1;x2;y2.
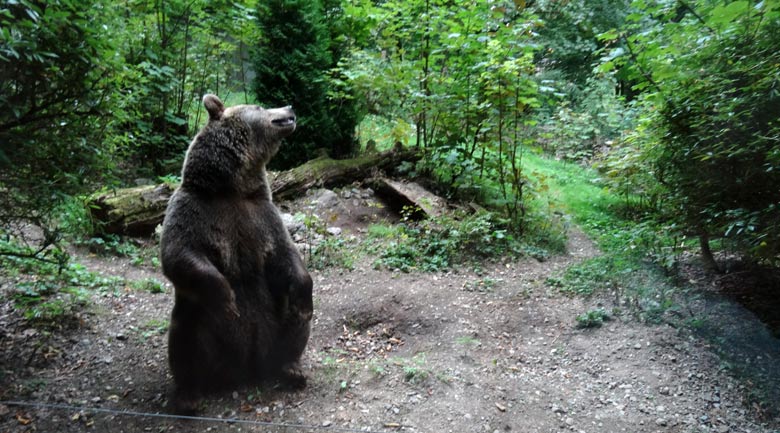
270;147;420;201
90;183;175;237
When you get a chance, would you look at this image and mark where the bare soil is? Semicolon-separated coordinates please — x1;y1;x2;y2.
1;188;778;433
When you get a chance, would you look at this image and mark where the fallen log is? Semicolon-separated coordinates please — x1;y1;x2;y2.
270;147;419;201
89;148;420;236
89;183;175;237
370;178;448;219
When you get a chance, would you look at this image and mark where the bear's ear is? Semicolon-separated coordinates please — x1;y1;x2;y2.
203;94;225;121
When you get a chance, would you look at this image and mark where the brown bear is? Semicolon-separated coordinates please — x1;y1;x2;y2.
160;94;313;414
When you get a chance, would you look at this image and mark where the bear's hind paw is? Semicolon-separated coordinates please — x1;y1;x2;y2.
171;392;202;416
276;363;307;390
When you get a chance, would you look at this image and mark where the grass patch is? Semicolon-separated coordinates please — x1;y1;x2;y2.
130;278;166;294
524;151;687;324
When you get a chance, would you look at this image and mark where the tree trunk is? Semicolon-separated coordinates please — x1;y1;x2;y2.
89;148;420;236
699;231;721;273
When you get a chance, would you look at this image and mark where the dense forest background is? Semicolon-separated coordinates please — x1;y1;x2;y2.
1;0;779;272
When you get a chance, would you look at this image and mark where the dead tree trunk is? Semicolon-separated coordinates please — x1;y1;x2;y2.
89;148;420;236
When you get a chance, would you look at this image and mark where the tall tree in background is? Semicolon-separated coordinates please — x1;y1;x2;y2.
111;0;259;177
252;0;360;169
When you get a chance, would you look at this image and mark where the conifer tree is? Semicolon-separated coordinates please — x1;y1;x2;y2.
252;0;359;169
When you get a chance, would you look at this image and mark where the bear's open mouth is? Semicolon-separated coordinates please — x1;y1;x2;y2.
272;116;296;126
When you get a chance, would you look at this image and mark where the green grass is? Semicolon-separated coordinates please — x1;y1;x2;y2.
523;151;626;248
356;115;415;152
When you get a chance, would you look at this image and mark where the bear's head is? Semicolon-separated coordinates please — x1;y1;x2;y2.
180;94;296;196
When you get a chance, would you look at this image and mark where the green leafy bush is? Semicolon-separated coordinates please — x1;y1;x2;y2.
600;0;780;265
575;308;612;328
374;210;527;272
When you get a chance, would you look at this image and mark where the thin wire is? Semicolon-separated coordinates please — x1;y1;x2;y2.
0;400;393;433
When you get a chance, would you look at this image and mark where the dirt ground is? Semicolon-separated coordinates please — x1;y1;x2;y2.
1;187;778;433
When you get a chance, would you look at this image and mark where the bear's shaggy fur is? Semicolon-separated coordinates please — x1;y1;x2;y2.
160;94;312;413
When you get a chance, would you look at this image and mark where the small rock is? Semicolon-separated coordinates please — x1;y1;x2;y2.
322;420;332;427
313;189;340;210
655;418;668;427
633;343;642;350
326;227;342;236
551;404;567;414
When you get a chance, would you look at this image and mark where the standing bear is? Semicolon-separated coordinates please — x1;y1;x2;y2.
160;94;313;414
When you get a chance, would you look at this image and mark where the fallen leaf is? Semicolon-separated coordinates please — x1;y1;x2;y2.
16;411;32;425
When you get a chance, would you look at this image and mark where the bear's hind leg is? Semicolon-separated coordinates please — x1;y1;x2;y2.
168;321;205;414
272;320;311;390
168;302;239;413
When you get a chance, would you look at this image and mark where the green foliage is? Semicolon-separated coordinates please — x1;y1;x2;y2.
547;256;612;296
130;278;166;294
536;77;632;162
252;0;361;169
342;1;541;228
373;210;527;272
600;0;780;264
137;318;169;340
575;308;612;328
0;0;118;247
532;0;632;84
310;237;356;271
397;353;429;384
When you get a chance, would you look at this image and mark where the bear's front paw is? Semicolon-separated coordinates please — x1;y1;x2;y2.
171;391;202;415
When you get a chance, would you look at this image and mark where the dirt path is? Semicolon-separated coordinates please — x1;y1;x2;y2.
1;194;777;433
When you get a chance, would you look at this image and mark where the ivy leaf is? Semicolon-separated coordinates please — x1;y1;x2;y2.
707;1;749;28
